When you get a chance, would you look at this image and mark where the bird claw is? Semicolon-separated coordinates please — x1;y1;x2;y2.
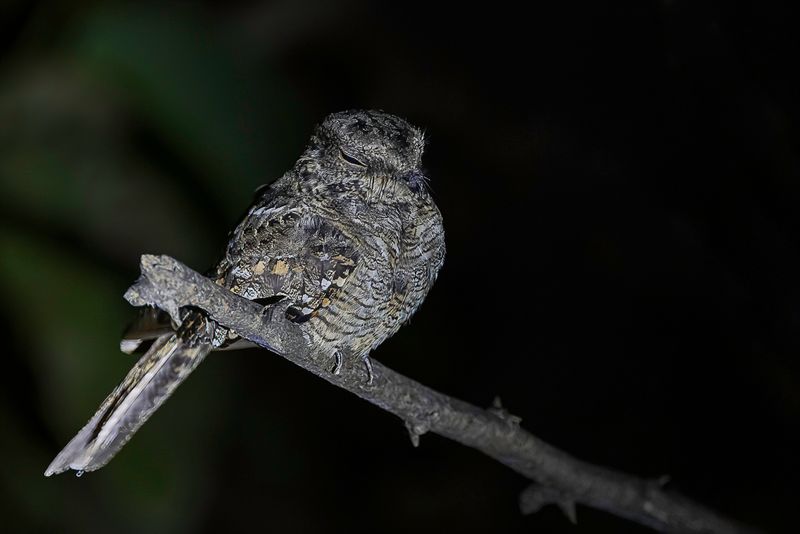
260;299;290;322
332;350;343;375
362;354;374;385
329;350;374;384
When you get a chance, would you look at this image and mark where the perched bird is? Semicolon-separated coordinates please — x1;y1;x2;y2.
45;110;446;476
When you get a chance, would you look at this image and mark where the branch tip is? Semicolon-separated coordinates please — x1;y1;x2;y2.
404;419;429;448
558;500;578;525
519;483;577;524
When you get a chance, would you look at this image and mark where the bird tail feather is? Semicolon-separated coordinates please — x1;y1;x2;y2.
45;331;211;476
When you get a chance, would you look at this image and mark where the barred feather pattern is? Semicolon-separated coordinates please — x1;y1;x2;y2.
214;172;445;358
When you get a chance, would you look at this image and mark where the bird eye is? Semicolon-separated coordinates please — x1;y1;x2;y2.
339;149;366;167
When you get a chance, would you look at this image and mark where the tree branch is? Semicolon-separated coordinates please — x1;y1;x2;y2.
124;254;758;534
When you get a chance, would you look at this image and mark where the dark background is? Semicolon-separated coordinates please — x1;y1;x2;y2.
0;1;797;532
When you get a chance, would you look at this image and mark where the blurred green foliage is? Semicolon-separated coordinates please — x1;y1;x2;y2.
0;3;305;532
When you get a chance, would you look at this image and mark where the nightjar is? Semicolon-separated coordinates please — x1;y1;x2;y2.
46;110;446;476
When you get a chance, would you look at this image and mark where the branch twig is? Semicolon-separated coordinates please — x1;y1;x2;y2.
124;254;758;534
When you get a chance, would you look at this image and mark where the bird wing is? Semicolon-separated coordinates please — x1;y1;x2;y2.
219;205;361;323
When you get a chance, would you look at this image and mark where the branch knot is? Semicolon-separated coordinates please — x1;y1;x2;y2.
488;396;522;427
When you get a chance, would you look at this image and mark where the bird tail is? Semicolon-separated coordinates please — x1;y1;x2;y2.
45;316;212;476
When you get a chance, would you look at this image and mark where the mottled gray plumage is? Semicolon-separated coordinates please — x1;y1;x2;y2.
45;110;446;476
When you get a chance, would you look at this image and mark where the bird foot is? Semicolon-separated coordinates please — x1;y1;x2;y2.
330;350;374;385
362;354;374;385
332;350;343;375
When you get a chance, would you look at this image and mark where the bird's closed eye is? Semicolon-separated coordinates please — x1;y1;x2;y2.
339;149;366;167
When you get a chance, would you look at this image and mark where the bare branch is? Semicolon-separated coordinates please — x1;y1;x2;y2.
125;254;759;534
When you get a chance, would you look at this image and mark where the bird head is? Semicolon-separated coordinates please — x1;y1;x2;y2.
299;110;428;194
